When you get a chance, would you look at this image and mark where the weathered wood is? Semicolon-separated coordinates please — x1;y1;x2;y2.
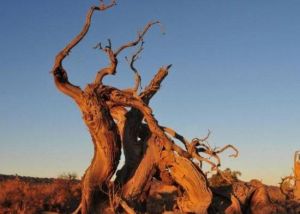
79;85;121;213
163;153;212;213
51;1;236;213
115;66;170;185
121;135;160;200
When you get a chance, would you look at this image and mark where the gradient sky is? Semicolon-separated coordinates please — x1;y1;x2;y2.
1;0;300;185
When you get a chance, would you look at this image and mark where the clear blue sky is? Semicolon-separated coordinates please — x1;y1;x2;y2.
0;0;299;185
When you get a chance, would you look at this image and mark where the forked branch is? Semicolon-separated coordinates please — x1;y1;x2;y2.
93;44;118;85
160;127;239;172
52;0;116;71
52;0;116;99
93;21;160;85
115;21;160;56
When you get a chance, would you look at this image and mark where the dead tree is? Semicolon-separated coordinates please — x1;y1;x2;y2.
51;1;238;213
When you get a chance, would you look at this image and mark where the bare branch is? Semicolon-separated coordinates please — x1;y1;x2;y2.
194;143;222;169
139;65;171;104
159;127;234;172
114;21;160;56
93;47;118;84
185;131;237;172
107;38;112;49
190;130;212;152
161;126;189;150
125;41;144;92
52;1;116;72
192;152;219;170
52;0;116;99
93;21;160;86
160;126;221;171
192;130;211;143
215;144;239;158
99;0;117;10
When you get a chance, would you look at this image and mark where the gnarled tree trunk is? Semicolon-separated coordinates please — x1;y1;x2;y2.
51;1;238;213
78;85;121;213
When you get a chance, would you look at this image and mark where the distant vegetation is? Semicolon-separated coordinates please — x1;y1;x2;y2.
1;172;300;213
57;172;78;180
0;174;80;213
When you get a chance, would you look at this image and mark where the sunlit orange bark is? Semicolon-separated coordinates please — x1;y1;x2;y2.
51;1;240;213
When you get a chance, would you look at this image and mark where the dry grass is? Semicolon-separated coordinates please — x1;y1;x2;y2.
0;174;80;214
1;173;300;213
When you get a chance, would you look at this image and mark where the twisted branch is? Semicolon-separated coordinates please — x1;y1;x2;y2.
51;0;116;100
215;144;239;158
115;21;160;56
52;0;116;72
125;41;144;93
93;21;160;85
160;127;239;172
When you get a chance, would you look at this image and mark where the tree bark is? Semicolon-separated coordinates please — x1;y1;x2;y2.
78;85;121;213
162;152;212;213
51;2;239;213
115;66;169;185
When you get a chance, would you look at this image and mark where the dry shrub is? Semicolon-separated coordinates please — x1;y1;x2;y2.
209;168;241;187
0;175;81;213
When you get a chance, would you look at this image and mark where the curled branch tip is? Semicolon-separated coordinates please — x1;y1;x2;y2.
98;0;117;10
215;144;239;158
